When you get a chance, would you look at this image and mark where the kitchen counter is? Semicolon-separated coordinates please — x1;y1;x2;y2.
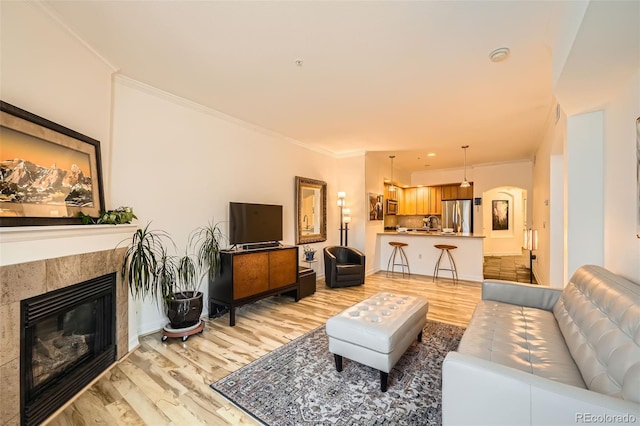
377;231;484;281
380;230;485;238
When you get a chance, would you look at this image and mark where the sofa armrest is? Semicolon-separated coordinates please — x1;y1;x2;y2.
442;352;640;426
482;279;562;311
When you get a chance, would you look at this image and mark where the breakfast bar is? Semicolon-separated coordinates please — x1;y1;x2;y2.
378;231;485;282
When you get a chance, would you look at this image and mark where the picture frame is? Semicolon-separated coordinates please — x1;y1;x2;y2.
0;101;105;226
369;193;384;221
492;200;509;231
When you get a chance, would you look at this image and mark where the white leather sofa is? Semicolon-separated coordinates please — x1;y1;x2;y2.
442;265;640;425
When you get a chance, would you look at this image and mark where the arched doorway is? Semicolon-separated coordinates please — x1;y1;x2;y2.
482;186;528;256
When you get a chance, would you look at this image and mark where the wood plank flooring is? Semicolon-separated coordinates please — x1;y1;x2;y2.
45;272;481;426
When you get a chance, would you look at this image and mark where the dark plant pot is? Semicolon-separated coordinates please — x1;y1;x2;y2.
167;291;203;329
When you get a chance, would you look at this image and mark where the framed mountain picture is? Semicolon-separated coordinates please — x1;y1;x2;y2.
0;101;105;226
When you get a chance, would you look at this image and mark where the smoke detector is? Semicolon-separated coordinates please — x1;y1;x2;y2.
489;48;510;62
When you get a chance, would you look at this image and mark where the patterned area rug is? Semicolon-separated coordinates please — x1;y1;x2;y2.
210;320;465;425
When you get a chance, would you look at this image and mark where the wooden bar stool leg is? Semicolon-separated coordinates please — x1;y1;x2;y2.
386;246;397;277
446;249;459;283
399;247;410;277
433;249;445;282
445;249;455;283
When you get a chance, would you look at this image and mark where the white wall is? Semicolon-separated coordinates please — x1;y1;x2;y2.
565;110;605;279
0;2;115;199
533;104;567;287
602;71;640;282
110;77;364;334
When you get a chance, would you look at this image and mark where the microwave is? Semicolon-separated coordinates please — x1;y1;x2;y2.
386;199;398;215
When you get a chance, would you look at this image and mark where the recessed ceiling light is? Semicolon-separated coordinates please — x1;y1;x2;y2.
489;48;510;63
427;153;436;157
295;59;304;67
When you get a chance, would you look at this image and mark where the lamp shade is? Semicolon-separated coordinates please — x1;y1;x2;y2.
525;229;538;251
343;216;351;224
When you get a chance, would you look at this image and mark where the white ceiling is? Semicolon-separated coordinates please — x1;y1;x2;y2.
41;1;639;175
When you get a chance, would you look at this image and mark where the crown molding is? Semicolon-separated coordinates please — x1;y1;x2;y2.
33;1;120;73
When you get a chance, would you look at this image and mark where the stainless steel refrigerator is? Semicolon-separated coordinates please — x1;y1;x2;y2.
441;199;473;233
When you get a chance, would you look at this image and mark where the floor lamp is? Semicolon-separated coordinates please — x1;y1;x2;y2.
343;209;351;247
525;229;538;283
338;192;346;246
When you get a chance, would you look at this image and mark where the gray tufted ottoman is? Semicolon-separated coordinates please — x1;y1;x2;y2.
325;292;429;391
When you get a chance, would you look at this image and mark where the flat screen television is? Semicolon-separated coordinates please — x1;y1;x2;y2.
229;202;283;245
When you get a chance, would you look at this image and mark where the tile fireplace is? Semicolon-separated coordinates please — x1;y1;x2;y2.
0;248;129;426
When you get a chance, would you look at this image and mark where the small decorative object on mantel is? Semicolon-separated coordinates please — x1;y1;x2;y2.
79;206;136;225
303;244;317;261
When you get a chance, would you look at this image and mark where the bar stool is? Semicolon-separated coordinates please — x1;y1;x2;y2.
433;244;458;283
387;242;410;278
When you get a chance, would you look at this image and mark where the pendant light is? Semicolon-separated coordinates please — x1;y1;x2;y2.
460;145;471;188
388;155;396;192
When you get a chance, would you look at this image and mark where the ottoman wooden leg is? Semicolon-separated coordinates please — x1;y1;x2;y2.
334;354;343;372
380;371;389;392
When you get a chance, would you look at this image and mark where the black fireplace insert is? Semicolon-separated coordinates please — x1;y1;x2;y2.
20;272;116;426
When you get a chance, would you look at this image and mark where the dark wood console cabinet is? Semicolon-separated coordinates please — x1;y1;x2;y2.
208;246;299;326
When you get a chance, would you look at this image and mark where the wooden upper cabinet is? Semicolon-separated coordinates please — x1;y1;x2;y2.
403;187;417;215
441;183;473;200
384;183;395;201
416;187;429;215
441;184;457;200
429;186;442;214
396;187;405;215
458;183;474;199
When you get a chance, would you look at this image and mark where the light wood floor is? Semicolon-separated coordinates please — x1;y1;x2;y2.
46;272;481;426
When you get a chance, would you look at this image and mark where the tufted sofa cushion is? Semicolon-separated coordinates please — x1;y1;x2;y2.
458;300;586;388
553;265;640;403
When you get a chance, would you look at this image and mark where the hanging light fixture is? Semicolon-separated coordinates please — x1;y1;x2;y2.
388;155;396;192
460;145;470;188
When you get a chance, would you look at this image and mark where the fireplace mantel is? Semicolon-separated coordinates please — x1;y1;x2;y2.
0;223;137;267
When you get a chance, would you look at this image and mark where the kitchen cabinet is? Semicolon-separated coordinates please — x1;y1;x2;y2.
441;184;458;200
429;186;442;214
403;187;417;215
416;187;428;215
394;185;442;215
384;183;398;202
441;183;473;200
396;187;405;215
458;183;474;199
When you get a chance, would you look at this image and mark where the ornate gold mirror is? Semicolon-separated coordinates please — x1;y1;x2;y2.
295;176;327;244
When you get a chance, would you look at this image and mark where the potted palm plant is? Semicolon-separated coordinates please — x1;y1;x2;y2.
120;220;225;336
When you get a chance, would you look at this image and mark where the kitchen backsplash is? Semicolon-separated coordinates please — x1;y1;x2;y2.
384;215;441;229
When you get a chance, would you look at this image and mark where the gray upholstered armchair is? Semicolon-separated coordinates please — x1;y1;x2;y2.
323;246;365;288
